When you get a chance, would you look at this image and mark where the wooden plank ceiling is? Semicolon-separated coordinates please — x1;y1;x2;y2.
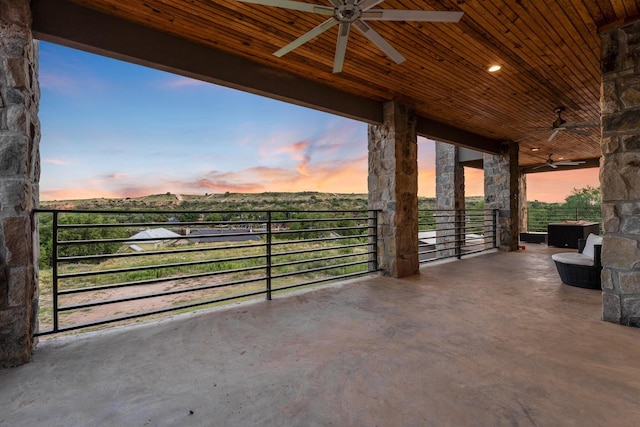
34;0;640;168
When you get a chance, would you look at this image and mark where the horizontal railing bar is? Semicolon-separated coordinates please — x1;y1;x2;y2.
272;252;371;269
270;234;368;247
57;231;267;246
58;253;267;279
58;241;268;262
269;217;369;225
272;270;375;293
38;288;269;335
271;242;369;257
58;264;267;295
54;220;268;229
271;260;368;280
59;275;267;311
272;225;371;236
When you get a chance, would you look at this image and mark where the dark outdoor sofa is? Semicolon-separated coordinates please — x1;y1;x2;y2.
551;233;603;290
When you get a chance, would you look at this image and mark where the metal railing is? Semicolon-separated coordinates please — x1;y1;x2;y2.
35;208;379;336
418;209;498;263
526;206;601;233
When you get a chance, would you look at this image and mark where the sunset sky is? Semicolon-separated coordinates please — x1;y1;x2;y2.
38;42;599;203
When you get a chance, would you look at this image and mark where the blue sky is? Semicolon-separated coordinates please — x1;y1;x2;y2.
38;42;597;202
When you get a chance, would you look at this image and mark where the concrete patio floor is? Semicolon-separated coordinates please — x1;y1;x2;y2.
2;244;640;426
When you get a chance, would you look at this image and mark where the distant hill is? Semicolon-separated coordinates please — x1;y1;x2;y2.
39;192;485;211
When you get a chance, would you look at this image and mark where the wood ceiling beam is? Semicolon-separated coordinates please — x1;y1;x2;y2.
31;0;502;154
416;117;502;154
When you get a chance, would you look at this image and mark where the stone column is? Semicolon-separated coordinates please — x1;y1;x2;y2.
435;142;465;257
368;101;419;278
483;142;519;251
0;0;40;367
600;20;640;326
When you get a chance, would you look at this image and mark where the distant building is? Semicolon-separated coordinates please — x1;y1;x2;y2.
127;228;182;251
188;228;262;244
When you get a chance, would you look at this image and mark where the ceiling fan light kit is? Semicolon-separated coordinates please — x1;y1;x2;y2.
237;0;464;72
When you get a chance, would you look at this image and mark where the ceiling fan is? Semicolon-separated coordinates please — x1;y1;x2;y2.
547;106;598;142
236;0;464;73
532;153;586;170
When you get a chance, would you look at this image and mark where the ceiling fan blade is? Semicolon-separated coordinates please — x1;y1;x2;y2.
333;22;351;73
353;20;405;64
562;120;599;129
550;163;558;168
547;129;560;141
554;161;586;166
358;0;386;11
236;0;334;15
361;10;464;22
567;128;591;136
274;18;338;57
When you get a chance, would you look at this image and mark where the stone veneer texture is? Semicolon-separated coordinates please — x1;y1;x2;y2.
368;101;418;278
0;0;40;367
600;20;640;326
483;143;519;251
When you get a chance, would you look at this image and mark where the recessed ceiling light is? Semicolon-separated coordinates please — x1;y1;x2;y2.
531;147;540;151
488;65;501;72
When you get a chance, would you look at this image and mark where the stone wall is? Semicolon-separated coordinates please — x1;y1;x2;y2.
0;0;40;367
484;143;519;251
600;20;640;326
435;142;464;257
368;101;419;278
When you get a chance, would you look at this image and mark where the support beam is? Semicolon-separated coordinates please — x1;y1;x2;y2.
368;101;419;277
417;118;501;154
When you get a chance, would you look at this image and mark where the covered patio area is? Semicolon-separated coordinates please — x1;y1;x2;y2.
3;244;639;426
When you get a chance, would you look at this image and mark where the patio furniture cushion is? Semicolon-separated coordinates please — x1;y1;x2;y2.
551;252;594;266
581;233;603;259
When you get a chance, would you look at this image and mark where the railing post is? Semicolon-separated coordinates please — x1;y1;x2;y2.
266;211;272;301
52;211;59;333
493;209;499;249
455;209;462;259
368;210;378;272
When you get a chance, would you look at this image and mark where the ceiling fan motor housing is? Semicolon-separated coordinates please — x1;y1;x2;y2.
553;106;566;128
336;3;362;22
